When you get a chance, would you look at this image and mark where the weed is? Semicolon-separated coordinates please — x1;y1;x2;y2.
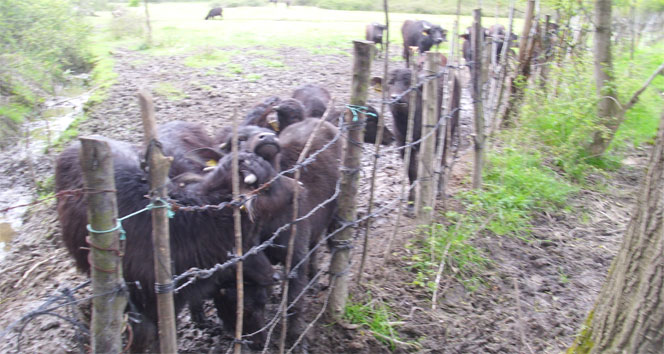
153;82;188;101
344;293;413;350
227;63;244;75
252;58;286;68
405;212;490;293
245;73;262;81
184;48;234;68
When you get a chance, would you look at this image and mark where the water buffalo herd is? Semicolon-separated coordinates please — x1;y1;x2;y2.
56;16;467;353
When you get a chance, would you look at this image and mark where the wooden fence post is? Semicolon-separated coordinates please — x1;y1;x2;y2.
415;51;441;223
501;0;536;127
230;113;245;354
357;0;391;284
138;90;177;353
327;40;374;318
489;1;515;136
383;49;418;264
471;9;485;190
81;137;127;354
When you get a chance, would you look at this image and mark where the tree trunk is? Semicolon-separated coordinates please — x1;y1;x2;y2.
586;0;620;157
569;111;664;353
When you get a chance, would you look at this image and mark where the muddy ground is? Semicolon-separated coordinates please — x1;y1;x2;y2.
0;43;644;353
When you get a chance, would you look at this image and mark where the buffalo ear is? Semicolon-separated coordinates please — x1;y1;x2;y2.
460;33;470;40
370;77;383;92
186;147;224;167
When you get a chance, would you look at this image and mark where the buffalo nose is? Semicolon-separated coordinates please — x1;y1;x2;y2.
272;272;281;283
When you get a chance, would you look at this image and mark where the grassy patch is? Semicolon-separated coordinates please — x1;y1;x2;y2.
344;293;415;350
154;82;188;100
461;147;576;238
184;48;235;67
405;213;490;292
245;73;262;81
518;43;663;181
226;63;244;74
252;58;286;68
93;3;500;57
0;103;31;124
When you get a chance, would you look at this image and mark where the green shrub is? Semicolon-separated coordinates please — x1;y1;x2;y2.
109;11;145;39
0;0;92;125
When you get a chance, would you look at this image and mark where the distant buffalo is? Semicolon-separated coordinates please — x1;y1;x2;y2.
372;55;461;201
365;22;387;54
291;83;394;145
205;7;223;20
401;20;447;67
461;25;517;66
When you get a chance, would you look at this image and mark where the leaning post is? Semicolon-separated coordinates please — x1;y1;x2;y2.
471;9;485;190
80;137;127;354
415;51;441;223
138;89;177;353
327;40;374;319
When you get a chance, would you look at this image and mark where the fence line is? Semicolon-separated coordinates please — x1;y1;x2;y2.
5;43;471;354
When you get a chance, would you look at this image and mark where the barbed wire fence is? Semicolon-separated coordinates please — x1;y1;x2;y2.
0;3;587;352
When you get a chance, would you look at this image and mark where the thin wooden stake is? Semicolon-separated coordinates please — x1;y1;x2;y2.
81;137;126;354
415;51;440;223
327;40;373;319
231;109;244;354
489;1;515;136
138;89;177;354
471;9;485;190
383;49;418;265
278;112;328;354
357;0;390;285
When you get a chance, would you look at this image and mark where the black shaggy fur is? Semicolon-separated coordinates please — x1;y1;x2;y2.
56;138;287;351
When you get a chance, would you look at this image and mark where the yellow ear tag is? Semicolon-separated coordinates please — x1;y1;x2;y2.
269;119;280;132
422;31;429;36
206;159;218;167
373;85;382;93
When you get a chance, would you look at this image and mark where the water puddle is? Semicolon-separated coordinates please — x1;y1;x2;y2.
0;223;15;261
0;82;90;260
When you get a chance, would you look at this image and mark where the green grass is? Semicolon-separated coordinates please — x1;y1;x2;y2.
462;148;577;237
344;293;415;350
252;58;286;68
154;82;188;100
405;213;490;292
612;43;664;149
0;103;31;124
90;2;522;57
184;48;235;67
245;73;263;81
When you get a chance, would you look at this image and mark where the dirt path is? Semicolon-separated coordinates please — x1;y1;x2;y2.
0;44;642;353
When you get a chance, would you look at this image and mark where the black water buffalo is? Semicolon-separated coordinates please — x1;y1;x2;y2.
214;117;342;349
157;121;222;177
214;125;281;168
240;96;305;133
205;7;223;20
277;117;342;289
373;61;461;201
291;83;394;145
365;22;387;53
56;137;284;351
461;25;516;66
401;20;447;67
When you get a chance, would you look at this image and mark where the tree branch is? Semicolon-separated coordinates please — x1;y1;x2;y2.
622;61;664;114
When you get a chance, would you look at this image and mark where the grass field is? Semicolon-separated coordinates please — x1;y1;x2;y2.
92;2;524;57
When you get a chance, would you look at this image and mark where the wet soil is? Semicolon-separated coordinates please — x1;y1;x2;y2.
0;43;645;353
